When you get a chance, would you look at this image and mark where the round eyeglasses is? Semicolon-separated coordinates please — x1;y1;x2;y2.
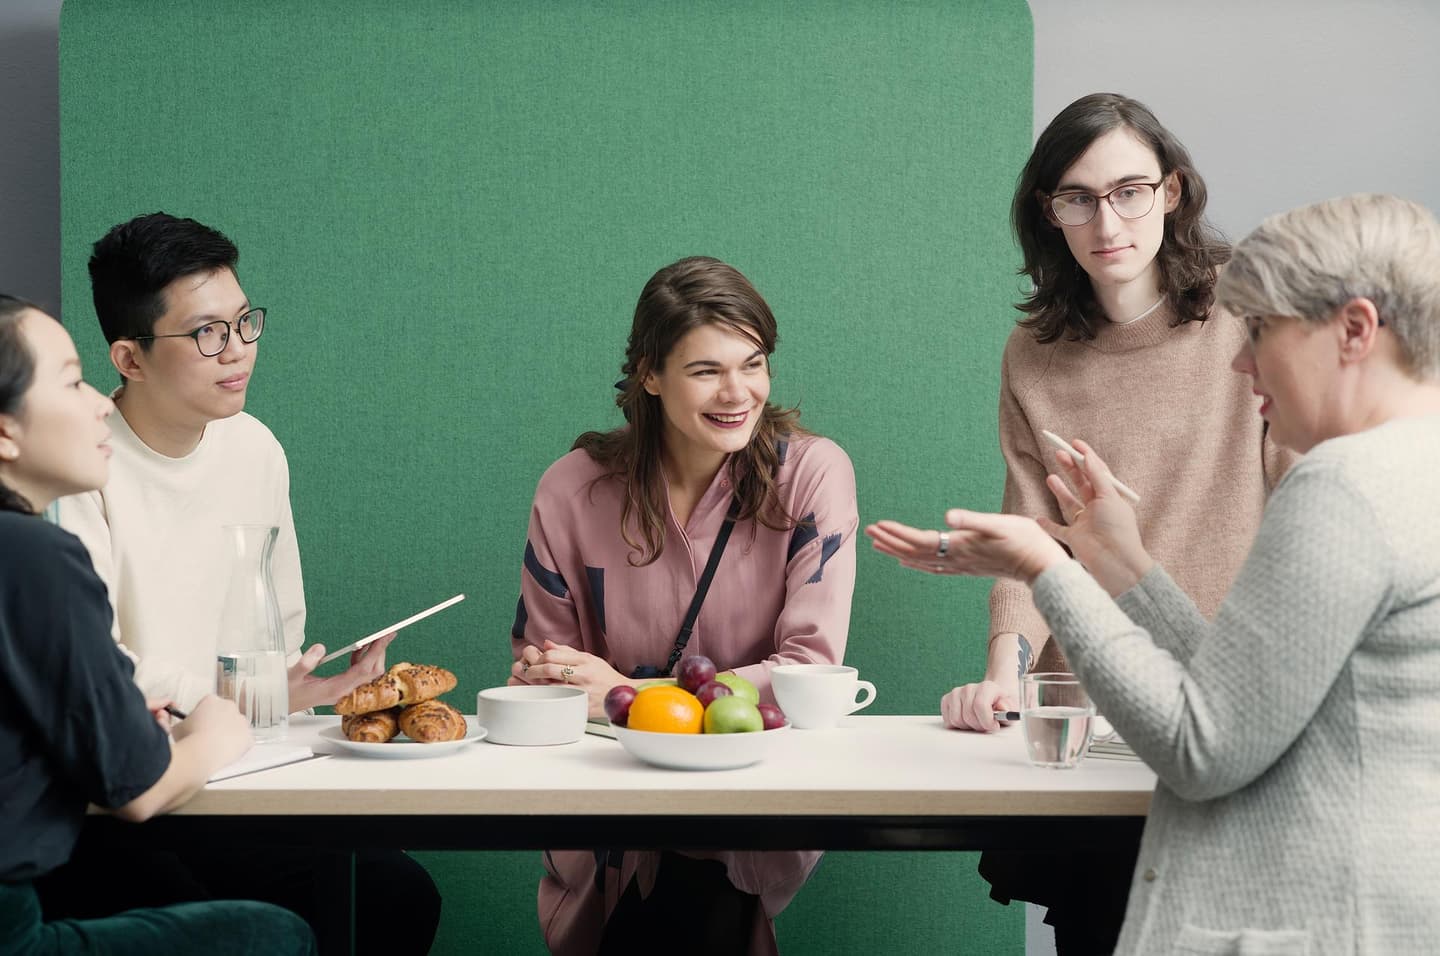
1046;181;1164;227
128;307;265;357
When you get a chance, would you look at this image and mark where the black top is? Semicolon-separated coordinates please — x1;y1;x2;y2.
0;510;171;882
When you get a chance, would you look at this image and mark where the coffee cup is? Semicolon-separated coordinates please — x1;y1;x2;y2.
770;664;876;729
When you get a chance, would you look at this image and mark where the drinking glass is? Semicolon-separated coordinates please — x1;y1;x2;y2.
1020;672;1094;769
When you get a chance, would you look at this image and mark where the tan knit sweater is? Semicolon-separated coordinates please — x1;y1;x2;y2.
990;304;1294;658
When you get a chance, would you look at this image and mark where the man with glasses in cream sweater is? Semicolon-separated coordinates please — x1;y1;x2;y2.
46;212;440;956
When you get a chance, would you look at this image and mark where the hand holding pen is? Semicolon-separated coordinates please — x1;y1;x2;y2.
1038;436;1157;599
1041;431;1141;504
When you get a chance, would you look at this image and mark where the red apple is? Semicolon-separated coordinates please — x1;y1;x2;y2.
675;654;718;693
757;703;787;730
603;685;638;726
694;680;733;709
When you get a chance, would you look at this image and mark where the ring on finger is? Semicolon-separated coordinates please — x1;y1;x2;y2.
561;665;575;682
936;530;950;558
1071;506;1086;521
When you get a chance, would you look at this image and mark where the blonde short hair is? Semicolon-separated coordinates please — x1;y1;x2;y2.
1216;194;1440;379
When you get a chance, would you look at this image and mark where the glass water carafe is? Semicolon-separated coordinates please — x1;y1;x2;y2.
216;524;289;741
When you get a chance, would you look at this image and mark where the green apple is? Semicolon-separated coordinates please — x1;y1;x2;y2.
714;672;759;705
703;696;764;734
638;678;678;689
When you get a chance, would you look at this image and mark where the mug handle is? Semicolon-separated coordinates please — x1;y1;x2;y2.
848;680;877;714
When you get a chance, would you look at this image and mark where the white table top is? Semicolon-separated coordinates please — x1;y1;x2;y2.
188;715;1156;818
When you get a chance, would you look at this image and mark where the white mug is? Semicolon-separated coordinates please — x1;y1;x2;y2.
771;664;877;729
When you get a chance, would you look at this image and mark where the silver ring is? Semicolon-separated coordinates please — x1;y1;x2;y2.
561;666;575;682
936;531;950;558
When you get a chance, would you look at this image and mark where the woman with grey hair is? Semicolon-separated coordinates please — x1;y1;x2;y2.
919;193;1440;954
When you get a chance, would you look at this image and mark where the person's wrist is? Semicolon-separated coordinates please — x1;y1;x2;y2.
1023;541;1070;585
1094;552;1155;598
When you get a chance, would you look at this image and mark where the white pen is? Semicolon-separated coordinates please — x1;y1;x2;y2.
1041;430;1142;505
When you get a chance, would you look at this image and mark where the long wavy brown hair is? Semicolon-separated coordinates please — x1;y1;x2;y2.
1013;93;1231;343
574;257;809;566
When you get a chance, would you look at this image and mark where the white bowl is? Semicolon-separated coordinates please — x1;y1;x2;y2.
612;724;790;771
476;685;588;745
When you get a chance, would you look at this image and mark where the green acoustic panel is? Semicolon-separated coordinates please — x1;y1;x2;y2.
61;1;1033;952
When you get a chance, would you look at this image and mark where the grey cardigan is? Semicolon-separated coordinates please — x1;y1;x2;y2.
1033;414;1440;955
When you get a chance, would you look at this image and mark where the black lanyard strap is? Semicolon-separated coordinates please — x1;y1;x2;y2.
659;494;742;676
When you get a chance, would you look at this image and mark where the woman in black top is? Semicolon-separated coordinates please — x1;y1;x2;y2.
0;294;315;955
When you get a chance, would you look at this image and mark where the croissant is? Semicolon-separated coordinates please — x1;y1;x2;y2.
334;662;458;715
341;707;400;743
399;699;467;743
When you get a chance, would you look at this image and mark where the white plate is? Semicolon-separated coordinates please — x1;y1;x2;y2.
321;717;486;759
612;723;790;771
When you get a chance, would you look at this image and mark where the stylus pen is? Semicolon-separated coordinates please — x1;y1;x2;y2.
1041;430;1142;505
994;711;1021;722
163;704;189;721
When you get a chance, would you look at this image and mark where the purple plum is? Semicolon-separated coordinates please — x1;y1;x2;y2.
603;685;638;726
675;654;718;693
757;703;788;731
694;680;733;709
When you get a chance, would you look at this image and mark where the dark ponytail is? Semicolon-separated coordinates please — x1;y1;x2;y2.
0;294;39;514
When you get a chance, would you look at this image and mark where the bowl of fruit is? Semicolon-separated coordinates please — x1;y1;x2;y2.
605;655;790;771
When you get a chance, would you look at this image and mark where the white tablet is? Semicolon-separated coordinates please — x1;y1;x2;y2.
317;593;466;665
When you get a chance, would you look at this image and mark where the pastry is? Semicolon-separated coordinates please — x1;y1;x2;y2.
334;662;458;715
399;699;467;743
341;707;400;743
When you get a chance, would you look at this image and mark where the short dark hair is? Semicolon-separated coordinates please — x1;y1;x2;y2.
88;212;240;346
1013;93;1230;343
0;294;40;513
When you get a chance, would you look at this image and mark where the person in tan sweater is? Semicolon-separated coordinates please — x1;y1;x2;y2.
868;93;1292;953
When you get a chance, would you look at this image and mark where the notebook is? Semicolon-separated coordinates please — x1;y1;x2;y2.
209;741;319;782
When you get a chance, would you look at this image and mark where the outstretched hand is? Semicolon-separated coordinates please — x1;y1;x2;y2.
865;519;971;576
934;509;1070;585
867;509;1069;585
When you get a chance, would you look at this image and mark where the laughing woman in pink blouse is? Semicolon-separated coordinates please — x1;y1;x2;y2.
509;256;858;956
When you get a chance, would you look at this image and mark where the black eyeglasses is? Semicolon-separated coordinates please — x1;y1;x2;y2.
1045;181;1164;227
129;308;265;357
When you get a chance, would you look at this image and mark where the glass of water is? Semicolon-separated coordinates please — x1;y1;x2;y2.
1021;672;1094;769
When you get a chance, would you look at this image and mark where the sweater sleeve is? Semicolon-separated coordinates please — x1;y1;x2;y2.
1033;462;1393;801
54;491;126;653
1114;566;1210;665
270;446;307;664
56;491;218;711
989;340;1057;650
731;440;859;696
511;478;583;658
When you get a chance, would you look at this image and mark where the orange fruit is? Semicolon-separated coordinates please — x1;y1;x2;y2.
626;685;704;734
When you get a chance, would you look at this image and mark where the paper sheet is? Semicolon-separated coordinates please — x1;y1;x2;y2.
209;741;318;782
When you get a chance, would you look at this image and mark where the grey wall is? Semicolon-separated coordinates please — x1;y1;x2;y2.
0;0;61;311
1031;0;1440;239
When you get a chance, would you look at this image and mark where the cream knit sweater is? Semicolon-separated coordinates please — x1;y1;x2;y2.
990;305;1292;659
1033;413;1440;954
56;408;306;711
